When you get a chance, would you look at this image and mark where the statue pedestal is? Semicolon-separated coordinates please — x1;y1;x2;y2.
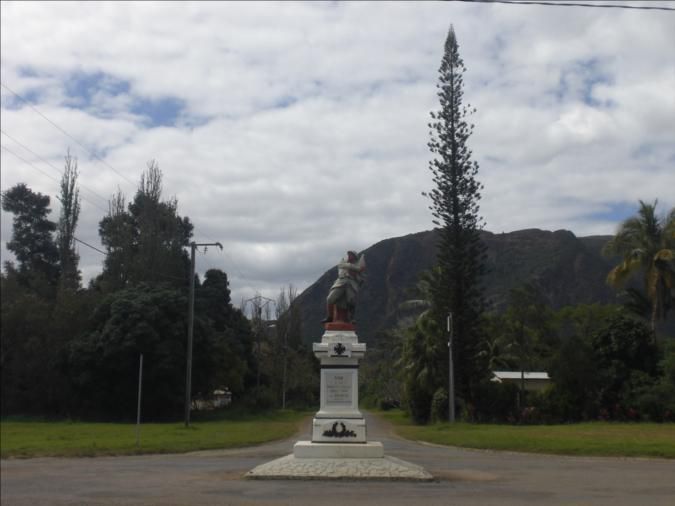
292;327;383;458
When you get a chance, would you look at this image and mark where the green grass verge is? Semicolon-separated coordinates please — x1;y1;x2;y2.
377;409;675;458
1;410;309;459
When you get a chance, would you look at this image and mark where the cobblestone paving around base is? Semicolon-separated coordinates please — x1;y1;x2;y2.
246;454;434;481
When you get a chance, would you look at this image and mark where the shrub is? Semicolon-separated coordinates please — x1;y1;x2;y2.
430;388;449;423
471;381;519;422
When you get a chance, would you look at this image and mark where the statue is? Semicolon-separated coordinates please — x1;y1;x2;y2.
323;250;366;325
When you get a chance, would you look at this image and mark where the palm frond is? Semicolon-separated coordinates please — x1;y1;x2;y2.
606;257;641;287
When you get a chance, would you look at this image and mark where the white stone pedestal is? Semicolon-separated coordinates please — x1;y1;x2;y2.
247;325;433;480
293;328;382;459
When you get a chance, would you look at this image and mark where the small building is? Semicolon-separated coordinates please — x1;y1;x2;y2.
491;371;551;392
191;388;232;411
213;388;232;408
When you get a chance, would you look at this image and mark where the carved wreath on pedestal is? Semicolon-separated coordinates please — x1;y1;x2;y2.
323;421;356;438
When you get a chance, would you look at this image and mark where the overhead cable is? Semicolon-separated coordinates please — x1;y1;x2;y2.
0;143;109;213
1;81;136;187
451;0;675;11
1;128;110;205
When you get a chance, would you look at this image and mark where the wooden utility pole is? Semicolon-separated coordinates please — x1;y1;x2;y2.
184;241;223;428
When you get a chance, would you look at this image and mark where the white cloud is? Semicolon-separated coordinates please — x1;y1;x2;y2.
2;1;675;303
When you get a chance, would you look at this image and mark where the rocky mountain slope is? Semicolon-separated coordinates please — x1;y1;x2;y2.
294;228;618;343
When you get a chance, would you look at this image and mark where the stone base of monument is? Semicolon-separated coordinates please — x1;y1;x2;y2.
293;440;383;458
245;454;433;481
245;325;432;481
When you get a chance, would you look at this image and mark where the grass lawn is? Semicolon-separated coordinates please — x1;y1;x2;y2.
1;409;309;459
377;409;675;458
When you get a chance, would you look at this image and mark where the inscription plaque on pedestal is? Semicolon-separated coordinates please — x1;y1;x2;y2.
325;371;353;406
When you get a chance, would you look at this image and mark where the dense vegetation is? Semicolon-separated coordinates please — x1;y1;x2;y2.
1;158;317;421
364;298;675;424
363;240;675;424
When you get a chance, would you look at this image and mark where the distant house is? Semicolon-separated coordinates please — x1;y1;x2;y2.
191;388;232;411
213;388;232;408
491;371;551;392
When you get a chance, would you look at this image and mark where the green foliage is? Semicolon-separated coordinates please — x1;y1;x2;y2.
197;270;253;397
430;387;449;423
66;274;256;420
604;200;675;331
0;175;260;422
477;315;517;371
68;285;190;419
56;150;81;289
502;283;557;374
96;162;193;291
361;330;403;411
425;26;487;405
546;334;598;421
399;310;444;424
1;183;60;290
0;276;55;415
470;380;519;423
555;303;619;340
592;312;660;417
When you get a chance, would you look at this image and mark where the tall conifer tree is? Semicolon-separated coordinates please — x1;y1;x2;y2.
57;150;82;289
426;26;487;404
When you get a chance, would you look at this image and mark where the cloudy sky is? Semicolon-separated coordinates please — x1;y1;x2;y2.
2;1;674;304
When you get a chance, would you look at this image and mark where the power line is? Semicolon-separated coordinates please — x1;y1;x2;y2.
1;128;110;206
74;237;106;255
0;81;137;188
1;82;230;273
0;83;247;282
1;144;60;185
451;0;675;10
0;143;109;213
0;161;107;257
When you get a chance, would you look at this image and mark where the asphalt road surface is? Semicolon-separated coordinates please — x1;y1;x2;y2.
2;412;674;506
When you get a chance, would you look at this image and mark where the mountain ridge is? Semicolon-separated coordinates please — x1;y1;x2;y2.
294;228;618;344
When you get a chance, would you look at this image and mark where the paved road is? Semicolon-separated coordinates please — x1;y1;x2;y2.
2;413;674;506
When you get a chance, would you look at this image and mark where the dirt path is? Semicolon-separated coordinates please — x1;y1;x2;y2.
2;412;674;506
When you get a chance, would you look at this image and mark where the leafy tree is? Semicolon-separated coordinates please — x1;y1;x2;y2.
478;284;556;412
362;329;403;410
68;284;216;419
0;267;54;414
547;333;599;421
603;200;675;331
591;312;660;417
424;25;487;405
397;269;443;422
478;315;517;371
504;284;556;374
56;150;81;290
96;161;193;291
196;269;254;398
399;312;443;423
555;303;622;341
272;285;312;408
1;180;89;417
1;183;60;289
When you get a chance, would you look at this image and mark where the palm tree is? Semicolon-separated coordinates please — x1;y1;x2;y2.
477;327;517;372
603;201;675;331
396;268;445;423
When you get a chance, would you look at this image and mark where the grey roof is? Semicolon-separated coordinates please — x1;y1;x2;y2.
492;371;550;380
